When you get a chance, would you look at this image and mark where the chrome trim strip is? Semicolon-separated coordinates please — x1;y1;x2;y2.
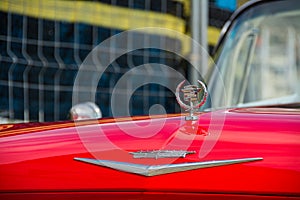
74;157;263;176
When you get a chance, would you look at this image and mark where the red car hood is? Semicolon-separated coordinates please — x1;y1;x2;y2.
0;107;300;198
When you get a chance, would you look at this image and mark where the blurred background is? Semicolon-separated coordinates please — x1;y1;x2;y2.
0;0;250;123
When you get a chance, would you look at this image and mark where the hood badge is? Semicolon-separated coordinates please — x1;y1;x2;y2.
129;150;196;159
74;157;263;177
175;80;208;121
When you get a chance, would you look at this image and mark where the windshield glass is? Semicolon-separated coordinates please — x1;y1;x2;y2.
209;0;300;109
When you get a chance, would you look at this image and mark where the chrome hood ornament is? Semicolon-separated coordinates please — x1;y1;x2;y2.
175;80;208;120
70;102;102;120
74;157;263;177
129;150;196;159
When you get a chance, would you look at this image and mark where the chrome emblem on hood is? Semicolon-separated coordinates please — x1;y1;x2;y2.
74;157;263;177
129;150;196;159
175;80;208;121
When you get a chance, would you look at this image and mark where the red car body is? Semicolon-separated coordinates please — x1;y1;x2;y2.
1;0;300;199
1;108;300;199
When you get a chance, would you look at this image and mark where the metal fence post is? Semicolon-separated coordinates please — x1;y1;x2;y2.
190;0;208;83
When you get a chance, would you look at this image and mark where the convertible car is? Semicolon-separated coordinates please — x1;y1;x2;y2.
1;0;300;199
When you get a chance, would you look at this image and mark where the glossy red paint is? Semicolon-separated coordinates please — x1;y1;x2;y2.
2;192;300;200
0;107;300;199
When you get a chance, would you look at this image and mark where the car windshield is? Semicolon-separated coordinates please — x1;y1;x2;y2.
208;0;300;109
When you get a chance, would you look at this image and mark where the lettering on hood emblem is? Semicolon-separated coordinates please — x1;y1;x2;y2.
129;150;196;159
74;157;263;177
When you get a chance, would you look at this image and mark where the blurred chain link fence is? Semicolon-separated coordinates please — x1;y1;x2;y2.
0;0;233;123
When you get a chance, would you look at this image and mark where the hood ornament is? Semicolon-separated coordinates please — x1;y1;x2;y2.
129;150;196;159
176;80;208;120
